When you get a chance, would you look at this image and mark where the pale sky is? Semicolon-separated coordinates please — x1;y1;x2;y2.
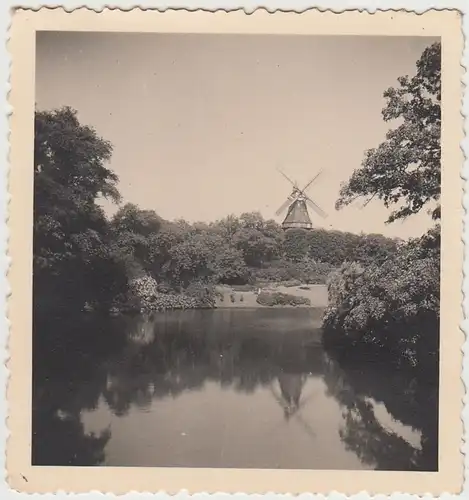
35;32;439;238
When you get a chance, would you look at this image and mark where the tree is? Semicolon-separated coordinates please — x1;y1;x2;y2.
229;212;283;267
35;107;119;206
283;228;310;262
239;211;265;230
233;227;277;267
354;233;399;265
146;223;185;281
212;246;249;284
164;232;215;287
34;107;125;313
336;42;441;223
213;215;242;242
110;203;164;278
112;203;162;237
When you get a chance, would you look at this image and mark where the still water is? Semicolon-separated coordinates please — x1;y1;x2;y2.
32;308;438;470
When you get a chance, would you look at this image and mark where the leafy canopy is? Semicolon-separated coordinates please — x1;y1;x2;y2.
34;107;125;312
336;42;441;223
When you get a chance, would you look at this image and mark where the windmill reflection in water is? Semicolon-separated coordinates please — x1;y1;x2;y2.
269;373;318;440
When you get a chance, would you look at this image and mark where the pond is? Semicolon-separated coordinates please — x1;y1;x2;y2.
32;308;438;471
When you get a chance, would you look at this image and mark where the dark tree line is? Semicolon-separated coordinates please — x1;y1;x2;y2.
34;107;127;316
33;108;400;318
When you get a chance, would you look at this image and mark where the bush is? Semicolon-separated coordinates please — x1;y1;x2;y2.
126;275;216;311
322;227;440;371
129;276;159;309
322;261;366;333
184;280;217;308
256;291;311;307
296;259;335;284
323;245;439;334
150;293;199;310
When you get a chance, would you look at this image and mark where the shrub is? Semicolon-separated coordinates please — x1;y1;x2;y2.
322;227;440;371
323;244;439;334
129;275;159;309
297;259;335;284
322;261;366;333
127;275;216;311
150;293;199;310
256;291;311;307
184;280;217;308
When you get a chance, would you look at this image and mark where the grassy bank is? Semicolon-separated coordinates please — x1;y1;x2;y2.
215;283;328;308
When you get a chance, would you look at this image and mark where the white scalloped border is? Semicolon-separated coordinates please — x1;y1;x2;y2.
1;1;467;499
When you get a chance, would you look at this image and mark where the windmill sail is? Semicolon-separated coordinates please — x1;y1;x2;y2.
305;195;328;219
275;196;294;216
277;167;297;188
301;170;322;193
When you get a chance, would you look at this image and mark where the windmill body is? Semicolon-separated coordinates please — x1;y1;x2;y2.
275;169;327;230
282;197;313;230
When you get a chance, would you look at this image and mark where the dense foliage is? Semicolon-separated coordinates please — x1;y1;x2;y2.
284;228;399;266
323;43;441;374
34;107;127;315
33;107;408;320
323;227;439;369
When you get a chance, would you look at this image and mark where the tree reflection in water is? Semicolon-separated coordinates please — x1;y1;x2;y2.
322;350;438;471
32;309;437;470
32;312;126;465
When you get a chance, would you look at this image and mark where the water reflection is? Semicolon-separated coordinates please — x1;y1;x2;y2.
322;352;437;471
32;309;437;470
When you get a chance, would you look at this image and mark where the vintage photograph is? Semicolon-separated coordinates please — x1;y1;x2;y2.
7;8;464;495
32;30;442;470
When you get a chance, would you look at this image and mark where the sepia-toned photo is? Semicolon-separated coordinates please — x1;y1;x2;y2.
7;8;464;495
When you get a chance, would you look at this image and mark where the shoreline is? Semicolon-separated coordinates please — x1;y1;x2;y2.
110;283;329;315
215;283;328;309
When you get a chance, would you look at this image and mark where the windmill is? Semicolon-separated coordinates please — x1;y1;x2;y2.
268;374;318;440
275;168;328;230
